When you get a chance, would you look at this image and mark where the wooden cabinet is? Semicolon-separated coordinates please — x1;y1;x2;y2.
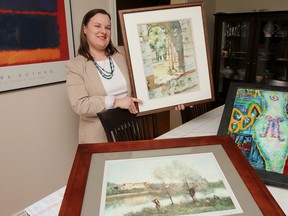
212;11;288;105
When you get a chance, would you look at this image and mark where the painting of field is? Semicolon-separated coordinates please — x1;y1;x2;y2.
99;153;242;216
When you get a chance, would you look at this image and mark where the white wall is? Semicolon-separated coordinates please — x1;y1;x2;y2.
0;84;79;215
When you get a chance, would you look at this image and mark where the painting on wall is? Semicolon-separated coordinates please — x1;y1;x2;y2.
0;0;74;92
118;2;214;115
218;82;288;188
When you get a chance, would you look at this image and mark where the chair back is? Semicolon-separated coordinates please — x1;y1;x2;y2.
264;79;288;87
181;103;213;124
98;108;158;142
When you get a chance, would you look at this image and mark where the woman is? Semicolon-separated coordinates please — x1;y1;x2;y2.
66;9;184;144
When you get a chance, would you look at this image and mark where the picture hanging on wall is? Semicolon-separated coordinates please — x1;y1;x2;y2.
118;2;214;116
218;82;288;189
0;0;74;92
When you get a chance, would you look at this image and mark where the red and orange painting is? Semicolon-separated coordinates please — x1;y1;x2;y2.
0;0;70;66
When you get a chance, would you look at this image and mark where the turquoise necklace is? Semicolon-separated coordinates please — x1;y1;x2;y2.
93;56;115;79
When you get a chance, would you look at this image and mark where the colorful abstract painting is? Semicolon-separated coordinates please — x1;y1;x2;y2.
0;0;73;92
228;87;288;173
0;0;69;66
218;82;288;188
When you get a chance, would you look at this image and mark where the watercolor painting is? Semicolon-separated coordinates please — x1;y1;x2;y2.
119;3;214;115
137;19;199;100
225;87;288;176
100;153;242;216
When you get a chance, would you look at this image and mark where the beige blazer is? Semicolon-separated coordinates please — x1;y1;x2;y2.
66;47;132;143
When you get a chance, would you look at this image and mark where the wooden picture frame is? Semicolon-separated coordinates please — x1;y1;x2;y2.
118;2;214;116
0;0;74;92
218;82;288;189
59;135;284;216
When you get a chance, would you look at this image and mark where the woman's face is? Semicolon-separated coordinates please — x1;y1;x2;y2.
83;13;111;53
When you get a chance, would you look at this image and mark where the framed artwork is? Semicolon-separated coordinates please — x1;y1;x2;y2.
118;2;214;115
59;135;284;216
0;0;74;92
218;82;288;189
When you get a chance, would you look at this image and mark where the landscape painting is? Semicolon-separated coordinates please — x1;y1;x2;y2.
100;153;242;216
137;19;199;100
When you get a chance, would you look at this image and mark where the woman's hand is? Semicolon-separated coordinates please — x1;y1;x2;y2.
114;97;143;114
175;104;185;111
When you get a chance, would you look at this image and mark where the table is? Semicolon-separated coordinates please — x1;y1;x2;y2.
24;105;288;215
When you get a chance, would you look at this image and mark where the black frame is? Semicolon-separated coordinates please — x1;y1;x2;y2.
218;82;288;188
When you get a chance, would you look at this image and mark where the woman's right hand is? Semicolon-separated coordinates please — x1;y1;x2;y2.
114;97;143;114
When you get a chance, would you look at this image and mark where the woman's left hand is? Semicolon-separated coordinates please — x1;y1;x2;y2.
114;97;143;114
175;104;185;111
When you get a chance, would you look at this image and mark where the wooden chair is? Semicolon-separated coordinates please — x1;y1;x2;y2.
180;102;213;124
98;108;158;142
264;78;288;87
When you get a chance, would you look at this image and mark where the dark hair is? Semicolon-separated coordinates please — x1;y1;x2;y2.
78;9;118;61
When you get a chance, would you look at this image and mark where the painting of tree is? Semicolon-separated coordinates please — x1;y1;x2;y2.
100;153;242;216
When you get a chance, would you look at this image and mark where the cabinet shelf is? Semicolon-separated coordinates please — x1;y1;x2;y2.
223;56;247;60
275;58;288;62
257;57;288;62
213;11;288;104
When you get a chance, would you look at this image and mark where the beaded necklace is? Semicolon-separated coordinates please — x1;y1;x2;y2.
93;56;115;79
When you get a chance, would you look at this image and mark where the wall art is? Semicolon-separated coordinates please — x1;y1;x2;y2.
0;0;74;92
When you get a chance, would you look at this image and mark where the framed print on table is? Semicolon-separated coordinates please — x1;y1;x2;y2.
218;82;288;189
118;2;214;115
59;135;284;216
0;0;74;92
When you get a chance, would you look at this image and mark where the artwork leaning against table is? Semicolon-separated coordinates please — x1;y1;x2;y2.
218;82;288;188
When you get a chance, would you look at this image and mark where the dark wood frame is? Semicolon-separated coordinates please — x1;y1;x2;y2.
218;82;288;189
118;2;214;116
59;135;284;215
212;11;288;106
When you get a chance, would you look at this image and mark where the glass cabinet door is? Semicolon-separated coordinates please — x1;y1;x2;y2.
256;18;288;82
218;20;251;99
